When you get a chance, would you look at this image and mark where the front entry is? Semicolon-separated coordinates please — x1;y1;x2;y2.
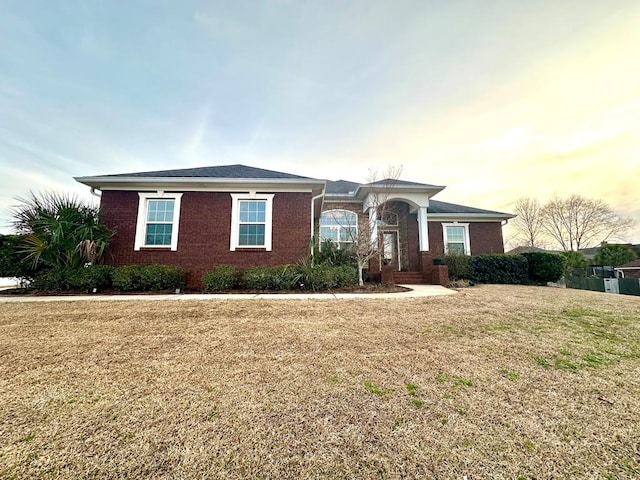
381;231;400;270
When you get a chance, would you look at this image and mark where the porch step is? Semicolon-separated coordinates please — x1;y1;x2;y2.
392;272;426;284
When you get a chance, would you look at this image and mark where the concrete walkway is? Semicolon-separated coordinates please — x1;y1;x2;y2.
0;284;456;303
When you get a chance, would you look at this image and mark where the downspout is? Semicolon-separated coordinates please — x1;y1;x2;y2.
90;187;101;198
310;190;325;260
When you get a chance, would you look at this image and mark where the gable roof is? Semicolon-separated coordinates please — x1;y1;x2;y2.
94;164;314;180
325;179;360;195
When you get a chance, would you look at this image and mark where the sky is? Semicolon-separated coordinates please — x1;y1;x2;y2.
1;0;639;245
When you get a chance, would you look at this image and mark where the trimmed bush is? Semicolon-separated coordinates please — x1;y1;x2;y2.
438;253;471;280
67;265;115;291
269;265;303;290
31;268;70;291
240;263;357;291
521;252;565;284
112;265;187;291
301;263;337;291
202;265;240;291
470;255;529;284
32;265;115;292
332;265;358;287
242;266;277;290
241;265;303;291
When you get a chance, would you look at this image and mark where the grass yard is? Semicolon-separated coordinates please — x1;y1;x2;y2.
1;285;639;479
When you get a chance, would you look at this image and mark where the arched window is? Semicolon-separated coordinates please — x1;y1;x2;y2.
380;211;398;227
319;209;358;249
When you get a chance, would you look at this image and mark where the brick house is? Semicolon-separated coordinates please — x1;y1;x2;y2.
75;164;514;287
616;259;640;279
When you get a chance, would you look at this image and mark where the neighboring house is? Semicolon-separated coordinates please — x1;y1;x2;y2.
616;259;640;279
75;164;514;287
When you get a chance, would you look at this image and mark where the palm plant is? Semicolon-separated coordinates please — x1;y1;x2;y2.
12;191;113;269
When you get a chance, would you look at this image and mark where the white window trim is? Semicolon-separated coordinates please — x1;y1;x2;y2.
319;209;358;250
134;192;183;251
230;193;274;251
442;222;471;255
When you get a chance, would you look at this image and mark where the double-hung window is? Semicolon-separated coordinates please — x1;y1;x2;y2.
134;193;182;251
230;193;274;251
442;223;470;255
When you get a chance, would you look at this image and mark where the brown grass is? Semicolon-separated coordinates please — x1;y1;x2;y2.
1;285;639;479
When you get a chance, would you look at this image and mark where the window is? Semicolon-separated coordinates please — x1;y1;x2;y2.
319;209;358;250
380;211;398;227
230;193;274;251
134;192;183;251
442;223;470;255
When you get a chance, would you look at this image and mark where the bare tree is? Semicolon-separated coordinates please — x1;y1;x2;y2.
510;197;545;248
321;166;403;286
541;195;634;251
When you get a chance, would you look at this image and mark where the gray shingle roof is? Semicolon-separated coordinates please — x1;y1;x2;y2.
427;200;512;216
325;180;360;194
100;164;315;180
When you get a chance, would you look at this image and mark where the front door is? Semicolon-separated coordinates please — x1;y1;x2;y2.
381;231;400;270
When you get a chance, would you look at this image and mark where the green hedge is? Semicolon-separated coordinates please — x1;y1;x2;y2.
470;255;529;284
112;265;187;291
239;263;357;291
437;253;471;280
241;265;302;290
299;264;356;291
521;252;565;284
31;265;115;292
202;265;240;291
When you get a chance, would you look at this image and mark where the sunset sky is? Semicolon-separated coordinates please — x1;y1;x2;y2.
1;0;639;245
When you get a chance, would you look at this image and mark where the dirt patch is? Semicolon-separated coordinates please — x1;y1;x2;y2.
0;285;639;479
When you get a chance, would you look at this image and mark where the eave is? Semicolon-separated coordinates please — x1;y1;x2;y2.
427;213;516;222
74;176;326;196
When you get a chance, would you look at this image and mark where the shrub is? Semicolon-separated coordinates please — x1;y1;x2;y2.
301;263;337;290
560;250;588;271
438;253;471;280
242;266;277;290
66;265;115;291
202;265;240;291
269;265;303;290
241;265;303;291
31;268;70;291
315;240;357;268
112;265;187;291
521;252;565;284
333;265;358;287
0;234;36;281
470;255;529;284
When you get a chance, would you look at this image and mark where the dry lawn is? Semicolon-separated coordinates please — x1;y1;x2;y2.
1;285;639;479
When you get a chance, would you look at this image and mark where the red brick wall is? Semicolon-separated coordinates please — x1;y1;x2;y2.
100;191;312;287
427;221;505;256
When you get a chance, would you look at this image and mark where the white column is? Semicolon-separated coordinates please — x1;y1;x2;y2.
417;206;429;251
368;206;378;245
